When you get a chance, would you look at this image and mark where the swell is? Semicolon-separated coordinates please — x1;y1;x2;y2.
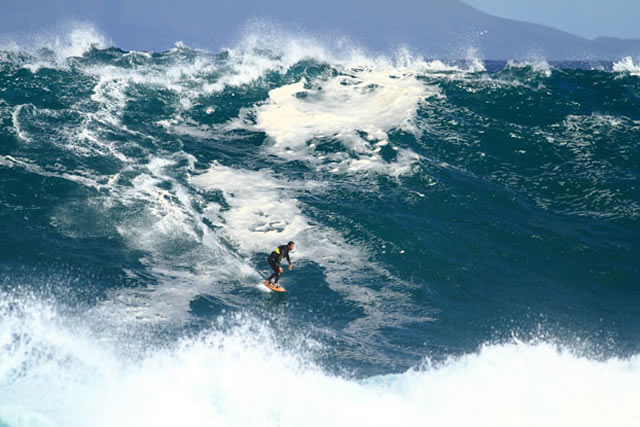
1;35;639;373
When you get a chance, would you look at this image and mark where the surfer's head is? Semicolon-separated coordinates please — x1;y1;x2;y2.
288;241;295;250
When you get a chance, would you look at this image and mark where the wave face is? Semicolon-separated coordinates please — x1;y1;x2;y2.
1;29;639;426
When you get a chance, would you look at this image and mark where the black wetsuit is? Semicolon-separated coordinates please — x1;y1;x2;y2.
267;245;292;284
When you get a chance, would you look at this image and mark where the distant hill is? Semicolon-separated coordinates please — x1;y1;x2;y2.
285;0;640;60
1;0;639;59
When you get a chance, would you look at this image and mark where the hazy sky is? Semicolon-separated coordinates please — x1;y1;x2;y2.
463;0;640;40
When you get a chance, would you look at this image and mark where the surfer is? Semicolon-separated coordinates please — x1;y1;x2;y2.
264;241;295;289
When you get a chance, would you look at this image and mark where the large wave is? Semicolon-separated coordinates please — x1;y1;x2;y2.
1;24;639;426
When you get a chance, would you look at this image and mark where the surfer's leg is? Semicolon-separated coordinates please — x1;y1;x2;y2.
267;256;280;283
272;266;281;284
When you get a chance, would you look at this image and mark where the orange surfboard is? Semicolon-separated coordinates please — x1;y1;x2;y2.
264;282;287;292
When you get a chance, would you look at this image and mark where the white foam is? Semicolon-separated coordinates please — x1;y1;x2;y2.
506;58;552;77
1;297;639;427
191;163;315;254
613;56;640;76
253;68;438;175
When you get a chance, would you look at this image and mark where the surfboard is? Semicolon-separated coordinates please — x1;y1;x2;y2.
264;282;286;292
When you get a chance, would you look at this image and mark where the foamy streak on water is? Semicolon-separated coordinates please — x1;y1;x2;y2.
88;156;259;323
613;56;640;76
0;154;111;191
1;49;274;323
9;60;264;322
76;54;284;321
1;297;639;427
11;105;32;142
2;86;219;322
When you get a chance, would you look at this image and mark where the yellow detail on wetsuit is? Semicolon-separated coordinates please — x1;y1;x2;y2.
274;248;280;254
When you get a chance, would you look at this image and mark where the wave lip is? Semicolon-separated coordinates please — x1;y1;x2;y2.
613;56;640;75
0;22;109;72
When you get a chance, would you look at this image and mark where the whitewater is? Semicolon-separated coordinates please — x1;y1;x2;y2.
1;25;639;426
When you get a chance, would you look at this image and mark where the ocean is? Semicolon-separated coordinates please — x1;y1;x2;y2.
1;26;639;426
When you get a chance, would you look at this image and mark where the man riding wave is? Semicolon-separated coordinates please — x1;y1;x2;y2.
264;241;295;289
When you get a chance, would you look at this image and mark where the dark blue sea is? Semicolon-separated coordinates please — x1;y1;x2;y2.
1;27;639;426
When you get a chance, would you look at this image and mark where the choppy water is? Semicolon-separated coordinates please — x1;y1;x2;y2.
1;27;639;426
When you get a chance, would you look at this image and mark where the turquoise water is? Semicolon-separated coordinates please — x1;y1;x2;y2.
1;28;639;426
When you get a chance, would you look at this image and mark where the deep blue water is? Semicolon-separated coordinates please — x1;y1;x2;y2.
1;28;639;426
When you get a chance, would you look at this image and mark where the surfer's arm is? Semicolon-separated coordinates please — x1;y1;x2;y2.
286;253;292;269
